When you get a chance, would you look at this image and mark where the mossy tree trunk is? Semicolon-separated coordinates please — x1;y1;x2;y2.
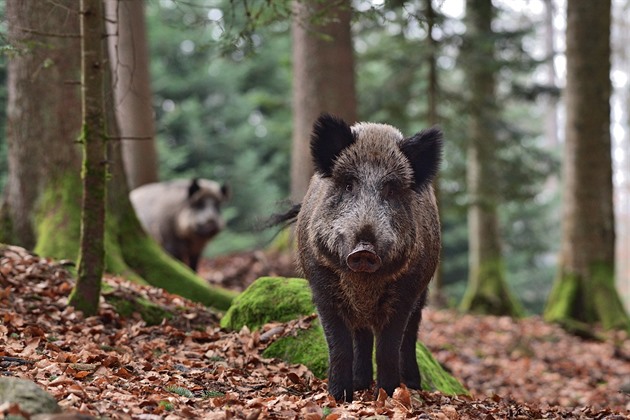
69;0;108;315
459;0;522;317
1;0;82;248
544;0;630;331
2;0;234;311
290;0;357;202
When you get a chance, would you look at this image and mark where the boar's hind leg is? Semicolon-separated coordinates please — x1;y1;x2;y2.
352;328;373;390
317;304;354;402
188;252;200;272
399;297;425;390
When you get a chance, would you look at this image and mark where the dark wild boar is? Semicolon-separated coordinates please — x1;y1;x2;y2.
295;114;442;402
130;178;229;271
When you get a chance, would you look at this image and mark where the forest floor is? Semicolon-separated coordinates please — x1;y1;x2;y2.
1;246;630;419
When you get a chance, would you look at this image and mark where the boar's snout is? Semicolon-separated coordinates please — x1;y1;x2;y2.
346;242;382;273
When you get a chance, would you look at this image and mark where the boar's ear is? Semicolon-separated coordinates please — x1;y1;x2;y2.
400;127;443;190
220;183;231;201
188;178;201;198
310;113;356;177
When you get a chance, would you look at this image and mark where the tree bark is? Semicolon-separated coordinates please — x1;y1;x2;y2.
544;0;630;331
459;0;522;317
290;0;358;202
104;0;158;190
426;0;446;308
1;0;82;248
69;0;108;315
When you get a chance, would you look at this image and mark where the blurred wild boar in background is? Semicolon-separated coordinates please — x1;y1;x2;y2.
130;178;230;272
282;114;442;402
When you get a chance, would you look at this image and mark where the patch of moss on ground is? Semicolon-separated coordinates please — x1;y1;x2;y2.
263;321;328;378
223;276;468;396
105;294;172;326
221;277;315;331
415;342;468;395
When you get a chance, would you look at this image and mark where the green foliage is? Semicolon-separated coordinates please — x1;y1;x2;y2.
146;2;292;253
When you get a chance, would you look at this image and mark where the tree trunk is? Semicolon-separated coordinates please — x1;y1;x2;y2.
2;0;234;311
69;0;108;315
104;0;158;190
542;0;559;150
459;0;522;317
426;0;446;308
1;0;82;248
290;0;358;202
544;0;630;331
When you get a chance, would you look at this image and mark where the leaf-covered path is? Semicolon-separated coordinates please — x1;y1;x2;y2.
1;245;629;418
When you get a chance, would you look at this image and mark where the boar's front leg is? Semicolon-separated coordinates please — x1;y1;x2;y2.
375;310;410;396
353;328;373;390
311;288;354;402
399;298;425;390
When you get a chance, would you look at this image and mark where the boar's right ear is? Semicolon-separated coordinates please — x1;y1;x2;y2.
400;127;443;190
310;113;356;177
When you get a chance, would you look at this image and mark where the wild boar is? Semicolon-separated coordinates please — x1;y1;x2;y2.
130;178;229;271
295;114;442;402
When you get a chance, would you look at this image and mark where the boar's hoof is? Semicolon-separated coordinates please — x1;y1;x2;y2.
346;243;382;273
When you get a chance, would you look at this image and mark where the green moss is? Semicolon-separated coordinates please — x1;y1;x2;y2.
263;321;329;378
546;263;630;332
460;258;523;317
544;270;579;324
0;205;15;245
105;293;172;326
415;342;468;395
224;276;467;396
120;228;235;311
34;172;82;261
590;262;630;331
221;277;315;330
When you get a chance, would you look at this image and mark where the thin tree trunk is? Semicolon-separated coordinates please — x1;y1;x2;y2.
544;0;630;331
459;0;522;317
104;0;158;190
69;0;107;315
542;0;559;150
426;0;447;308
290;0;358;202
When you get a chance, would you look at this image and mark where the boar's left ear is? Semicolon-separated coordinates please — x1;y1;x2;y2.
188;178;201;198
400;127;443;190
310;113;356;177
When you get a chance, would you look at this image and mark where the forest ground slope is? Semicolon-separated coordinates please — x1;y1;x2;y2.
1;246;629;419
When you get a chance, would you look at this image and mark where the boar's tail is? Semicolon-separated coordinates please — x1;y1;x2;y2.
265;203;301;229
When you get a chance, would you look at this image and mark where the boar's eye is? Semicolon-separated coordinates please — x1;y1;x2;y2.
382;180;402;199
345;182;354;193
